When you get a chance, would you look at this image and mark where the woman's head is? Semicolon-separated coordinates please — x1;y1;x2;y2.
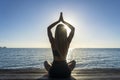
55;24;67;40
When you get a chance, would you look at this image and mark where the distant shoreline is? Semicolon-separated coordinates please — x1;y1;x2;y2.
1;47;120;49
0;47;7;48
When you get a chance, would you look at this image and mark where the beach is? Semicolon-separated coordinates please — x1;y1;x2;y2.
0;68;120;80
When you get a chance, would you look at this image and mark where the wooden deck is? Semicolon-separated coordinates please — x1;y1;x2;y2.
0;68;120;80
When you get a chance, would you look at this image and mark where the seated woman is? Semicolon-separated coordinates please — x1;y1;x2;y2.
44;12;76;78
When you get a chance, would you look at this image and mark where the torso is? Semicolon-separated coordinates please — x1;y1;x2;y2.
51;39;69;61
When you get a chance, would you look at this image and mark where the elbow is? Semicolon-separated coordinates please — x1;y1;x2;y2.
47;27;50;30
70;27;75;34
47;27;52;34
47;27;50;34
72;27;75;31
47;27;51;31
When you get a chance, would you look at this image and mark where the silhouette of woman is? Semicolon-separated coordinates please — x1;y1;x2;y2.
44;12;76;78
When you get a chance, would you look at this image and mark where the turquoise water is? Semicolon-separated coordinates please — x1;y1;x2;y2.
0;48;120;69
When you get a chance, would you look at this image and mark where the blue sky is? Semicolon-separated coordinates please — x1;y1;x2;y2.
0;0;120;48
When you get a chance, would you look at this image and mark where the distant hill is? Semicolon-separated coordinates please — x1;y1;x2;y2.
0;46;7;48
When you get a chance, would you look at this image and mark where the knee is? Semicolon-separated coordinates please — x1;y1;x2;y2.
44;61;51;66
44;61;48;65
44;61;47;63
72;60;76;62
71;60;76;64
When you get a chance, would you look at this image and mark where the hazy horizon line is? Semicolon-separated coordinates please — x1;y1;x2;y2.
2;47;120;49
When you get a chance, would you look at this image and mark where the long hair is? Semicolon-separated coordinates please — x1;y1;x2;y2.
55;24;68;53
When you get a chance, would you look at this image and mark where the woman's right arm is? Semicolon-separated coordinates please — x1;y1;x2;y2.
47;21;59;43
63;21;75;43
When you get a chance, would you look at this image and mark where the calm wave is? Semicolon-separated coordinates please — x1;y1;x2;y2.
0;48;120;69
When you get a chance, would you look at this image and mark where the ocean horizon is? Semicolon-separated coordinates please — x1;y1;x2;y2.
0;48;120;69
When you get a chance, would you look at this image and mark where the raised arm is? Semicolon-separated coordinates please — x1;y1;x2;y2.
47;21;59;43
48;12;64;43
60;12;75;43
63;21;75;43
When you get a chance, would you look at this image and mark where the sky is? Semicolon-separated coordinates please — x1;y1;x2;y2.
0;0;120;48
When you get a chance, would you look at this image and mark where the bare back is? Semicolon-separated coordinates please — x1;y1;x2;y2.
47;13;75;61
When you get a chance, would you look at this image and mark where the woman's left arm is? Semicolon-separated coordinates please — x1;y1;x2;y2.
47;21;59;43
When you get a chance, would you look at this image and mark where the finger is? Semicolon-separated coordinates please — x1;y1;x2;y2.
59;12;64;21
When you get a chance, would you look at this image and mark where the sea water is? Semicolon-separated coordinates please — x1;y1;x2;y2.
0;48;120;69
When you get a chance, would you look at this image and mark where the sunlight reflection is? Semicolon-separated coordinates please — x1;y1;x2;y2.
67;48;75;62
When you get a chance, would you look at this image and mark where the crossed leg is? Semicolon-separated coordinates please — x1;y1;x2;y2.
44;61;51;71
68;60;76;71
44;60;76;71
